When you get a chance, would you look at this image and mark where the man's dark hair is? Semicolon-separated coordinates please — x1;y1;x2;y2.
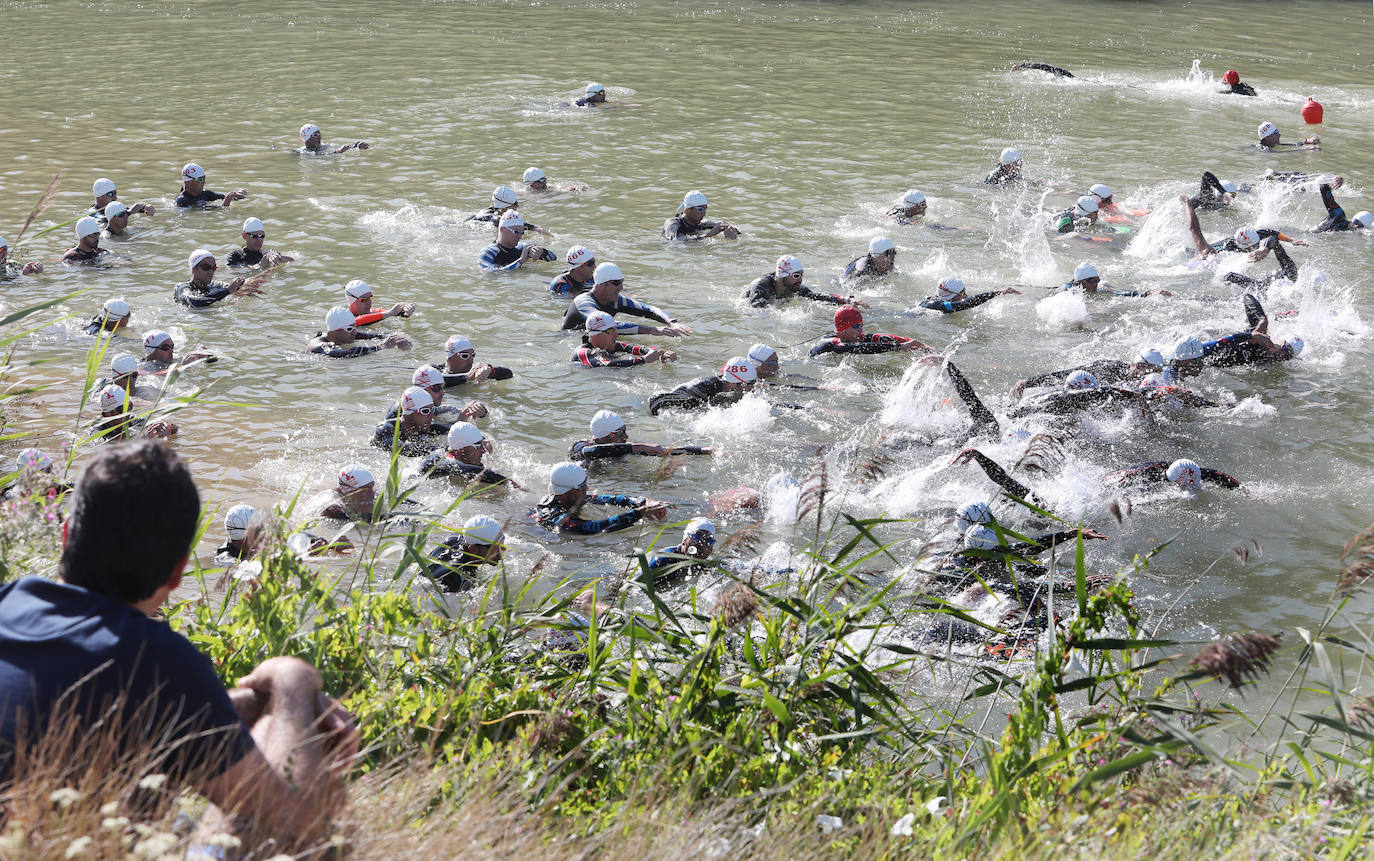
59;440;200;602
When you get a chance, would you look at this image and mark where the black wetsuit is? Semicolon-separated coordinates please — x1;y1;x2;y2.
549;271;593;296
226;247;264;267
1014;62;1073;78
1017;359;1134;392
958;450;1045;507
1314;183;1355;233
370;418;446;457
532;494;644;535
645;550;713;589
1221;237;1296;288
843;255;888;283
662;215;714;241
572;340;656;368
423;538;486;592
648;376;738;415
920;292;1000;314
984;165;1022;186
568;440;708;462
1110;462;1241;489
422;363;515;388
1221;82;1257;96
214;542;253;563
81;315;120;336
417;451;510;486
174;189;226;208
810;332;914;357
1;262;21;281
744;273;845;308
944;361;1002;441
307;330;389;358
561;291;674;332
1189;171;1232;211
174;280;233;308
1052;209;1096;234
1008;387;1142;420
63;247;105;264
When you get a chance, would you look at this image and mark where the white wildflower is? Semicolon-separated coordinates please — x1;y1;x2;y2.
924;795;948;816
64;836;93;858
891;812;916;836
49;787;81;808
816;814;843;834
137;773;167;791
205;833;241;849
100;801;119;816
133;831;178;857
101;816;130;831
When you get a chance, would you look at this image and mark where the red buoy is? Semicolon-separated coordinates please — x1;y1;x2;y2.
1301;97;1323;125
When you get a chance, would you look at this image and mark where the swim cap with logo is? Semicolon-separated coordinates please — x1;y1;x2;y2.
143;330;172;351
1233;227;1261;249
775;255;803;277
719;357;757;384
590;409;626;438
936;276;965;300
300;123;321;141
1258;122;1278;140
1139;373;1169;391
181;162;206;180
1171;336;1204;361
584;311;616;333
224;504;257;540
338;464;374;489
445;335;474;356
400;386;433;415
566;245;594;266
498;210;524;230
412;366;445;388
1066;370;1098;390
955;500;993;532
1222;70;1240;85
1166;459;1203;492
99;384;128;412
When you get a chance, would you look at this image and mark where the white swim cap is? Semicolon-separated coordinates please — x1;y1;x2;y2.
1234;227;1262;249
103;201;128;219
775;254;803;277
584;311;617;333
102;298;130;318
400;386;434;415
1137;347;1165;367
75;217;101;239
1072;261;1099;282
868;236;896;255
344;279;372;299
566;245;594;266
747;343;777;364
1066;370;1099;391
1139;372;1168;391
720;356;757;384
1220;179;1238;194
98;383;127;412
1354;212;1373;228
492;185;519;207
462;514;504;546
188;248;215;269
143;330;172;351
92;178;116;198
1285;336;1304;357
999;147;1022;165
936;276;965;300
902;189;926;206
1073;195;1099;216
181;162;206;180
338;464;374;489
955;500;993;532
445;335;474;356
590;409;626;438
585;82;605;96
300;123;321;141
1171;336;1204;361
16;448;52;472
498;210;524;230
224;504;257;540
241;216;265;234
684;517;715;539
1166;459;1202;492
412;365;445;388
325;306;355;332
1258;121;1279;140
593;262;624;284
550;461;588;494
964;524;1001;550
446;421;484;448
522;167;546;183
1089;184;1112;201
111;354;138;377
683;189;708;209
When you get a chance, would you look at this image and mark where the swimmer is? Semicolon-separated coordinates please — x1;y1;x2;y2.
226;217;294;268
81;298;131;336
1052;195;1100;234
1061;262;1167;297
645;518;718;589
1188;171;1238;211
745;255;860;308
423;515;506;593
842;237;898;283
90;384;176;442
0;236;42;279
1007;370;1146;420
100;202;134;236
397;366;488;426
1011;347;1166;399
810;305;933;357
1136;373;1225;409
216;505;260;563
663;190;739;241
1180;196;1308;263
1223;229;1300;288
570;410;711;462
371;386;448;457
985;147;1025;185
308;307;412;358
425;335;514;387
98;354;142;397
573;311;677;368
1198;294;1304;366
521;167;587;194
175;249;267;308
478;211;556;271
575;82;607;107
1256;121;1319;151
919;276;1020;313
88;177;154;222
1219;69;1256;96
140;330;214;373
741;342;820;391
947;452;1047;510
418;422;518;488
0;448;71;505
886;189;928;224
561;263;692;335
549;245;597;296
62;218;110;264
1312;178;1371;233
345;279;414;326
468;186;547;232
320;464;381;524
532;461;669;535
174;162;247;208
1010;62;1074;78
1109;458;1241;493
648;356;757;415
297;122;369;155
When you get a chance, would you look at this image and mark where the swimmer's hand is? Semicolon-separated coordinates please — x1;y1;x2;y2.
999;288;1022;296
644;348;676;364
1078;528;1109;541
639;500;671;521
1009;380;1028;400
458;401;489;421
521;245;548;262
21;262;43;274
144;420;177;440
846;296;872;308
633;443;670;457
467;363;495;383
185;350;215;363
650;321;693;337
1302;136;1321;148
387;302;416;319
916;355;946;367
130;202;155;216
901;339;933;352
221;189;249;208
1148;289;1173;297
262;250;294;267
382;333;413;351
948;448;983;466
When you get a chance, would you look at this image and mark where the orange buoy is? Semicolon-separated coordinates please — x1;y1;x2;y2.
1301;96;1323;125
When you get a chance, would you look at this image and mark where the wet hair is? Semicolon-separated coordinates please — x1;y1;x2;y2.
59;440;200;603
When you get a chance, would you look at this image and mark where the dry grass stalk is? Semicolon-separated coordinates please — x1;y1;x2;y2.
1346;695;1374;731
796;461;829;523
1109;497;1133;525
1189;632;1282;688
1336;522;1374;598
654;454;686;482
13;172;61;243
1014;433;1063;474
714;581;758;629
718;521;763;557
1232;538;1262;564
857;451;894;484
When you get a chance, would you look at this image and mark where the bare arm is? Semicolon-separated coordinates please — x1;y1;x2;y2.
1179;195;1211;257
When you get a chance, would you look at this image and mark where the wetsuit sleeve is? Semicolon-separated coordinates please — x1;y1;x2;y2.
310;340;384;358
1234;82;1256;96
573;346;647;368
203;191;226;203
226;249;246;267
823;335;910;355
809;338;840;358
744;276;774;307
353;311;387;326
478;243;522;272
174;283;232;308
1243;294;1268;330
1201;468;1242;489
1271;242;1297;281
921;292;999;313
795;286;847;305
1018;367;1075;390
1200;171;1226;198
572;442;634;461
1015;62;1073;77
1200;333;1250;357
1112;462;1167;485
613;295;673;326
559;501;644;534
944;361;1001;439
1024;530;1084;552
1053;212;1075;233
965;451;1036;502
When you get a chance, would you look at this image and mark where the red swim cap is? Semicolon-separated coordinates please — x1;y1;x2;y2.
1222;70;1240;85
834;305;863;333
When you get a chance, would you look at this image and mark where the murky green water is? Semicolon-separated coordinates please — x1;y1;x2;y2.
2;0;1373;644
